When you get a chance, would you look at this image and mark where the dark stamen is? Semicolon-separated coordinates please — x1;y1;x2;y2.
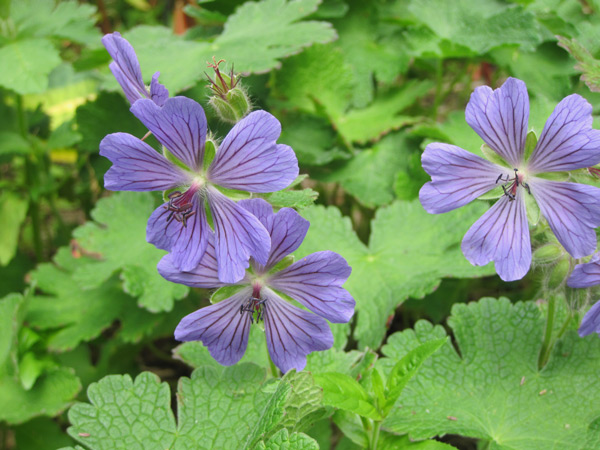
496;168;530;201
240;297;266;324
164;190;196;227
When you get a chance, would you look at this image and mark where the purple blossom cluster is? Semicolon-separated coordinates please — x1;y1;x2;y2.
420;78;600;282
100;32;354;372
420;77;600;340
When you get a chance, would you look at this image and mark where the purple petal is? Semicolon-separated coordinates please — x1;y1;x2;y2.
174;288;252;365
158;236;226;288
238;198;310;271
529;178;600;258
102;32;148;105
146;193;210;271
568;255;600;289
150;72;169;107
465;77;529;167
579;300;600;337
207;187;271;283
527;95;600;173
262;288;333;373
269;251;354;323
419;143;512;214
461;191;531;282
100;132;189;191
207;111;298;192
130;97;208;171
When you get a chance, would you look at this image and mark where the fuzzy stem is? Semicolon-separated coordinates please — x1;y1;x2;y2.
538;295;556;369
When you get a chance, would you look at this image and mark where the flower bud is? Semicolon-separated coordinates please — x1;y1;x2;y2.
533;244;563;265
206;57;251;123
547;258;571;290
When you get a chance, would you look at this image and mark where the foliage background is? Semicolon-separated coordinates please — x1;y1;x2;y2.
1;0;600;449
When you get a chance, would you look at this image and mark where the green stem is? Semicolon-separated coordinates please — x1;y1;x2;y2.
17;95;44;261
538;295;556;369
370;420;381;450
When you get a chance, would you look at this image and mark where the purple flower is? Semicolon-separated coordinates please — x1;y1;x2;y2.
102;32;168;106
158;198;355;373
568;253;600;337
100;97;298;282
420;77;600;281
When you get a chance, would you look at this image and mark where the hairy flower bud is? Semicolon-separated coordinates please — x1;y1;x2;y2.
206;57;251;123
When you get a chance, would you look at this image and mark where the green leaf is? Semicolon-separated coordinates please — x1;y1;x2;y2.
297;200;495;348
27;247;137;350
263;188;319;209
379;297;600;449
0;131;31;156
214;0;336;73
255;429;319;450
0;292;81;424
314;372;381;419
278;114;349;166
72;192;189;312
0;366;81;425
409;0;542;54
558;35;600;92
383;338;446;416
333;9;411;107
332;81;433;145
0;191;28;266
0;38;61;94
323;133;416;207
271;43;356;115
75;92;148;153
68;365;322;450
11;0;99;45
123;26;209;94
14;417;76;450
0;293;23;368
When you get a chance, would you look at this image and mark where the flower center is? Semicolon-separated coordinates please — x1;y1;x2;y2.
239;283;266;324
496;168;531;201
164;181;202;227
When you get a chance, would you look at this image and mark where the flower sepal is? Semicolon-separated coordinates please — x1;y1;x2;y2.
206;58;251;123
210;284;247;304
268;255;295;275
480;143;509;168
477;185;504;201
523;130;537;160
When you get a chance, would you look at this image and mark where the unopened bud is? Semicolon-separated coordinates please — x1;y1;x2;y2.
533;244;563;264
206;57;251;123
547;258;571;290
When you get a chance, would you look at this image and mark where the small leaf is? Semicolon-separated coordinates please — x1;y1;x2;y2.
313;372;382;420
383;338;446;416
0;192;29;266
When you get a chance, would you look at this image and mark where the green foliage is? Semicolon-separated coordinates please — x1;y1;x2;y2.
123;0;336;94
72;192;189;312
0;39;61;94
0;191;28;265
214;0;336;73
379;297;600;449
0;293;81;424
67;365;323;450
408;0;542;54
297;200;495;348
558;36;600;92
